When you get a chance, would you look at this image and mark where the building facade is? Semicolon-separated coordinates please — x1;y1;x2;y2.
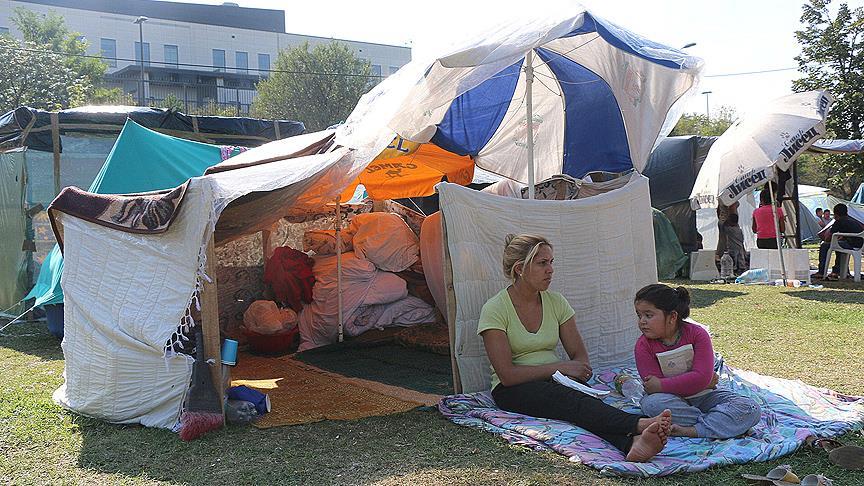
0;0;412;114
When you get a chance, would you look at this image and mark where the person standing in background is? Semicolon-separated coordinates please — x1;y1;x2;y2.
815;208;826;228
752;190;785;249
715;202;739;270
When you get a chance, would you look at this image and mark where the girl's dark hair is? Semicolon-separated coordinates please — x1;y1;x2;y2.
635;284;691;322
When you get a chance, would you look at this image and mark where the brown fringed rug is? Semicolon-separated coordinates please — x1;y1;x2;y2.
231;354;440;429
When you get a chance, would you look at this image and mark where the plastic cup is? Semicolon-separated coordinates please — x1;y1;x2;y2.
221;338;239;366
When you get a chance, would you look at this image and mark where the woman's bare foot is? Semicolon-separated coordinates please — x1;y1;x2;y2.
626;421;665;462
669;424;699;437
637;409;672;438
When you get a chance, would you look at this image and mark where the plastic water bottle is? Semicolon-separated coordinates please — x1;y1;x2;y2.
621;378;645;405
615;374;645;405
720;252;734;280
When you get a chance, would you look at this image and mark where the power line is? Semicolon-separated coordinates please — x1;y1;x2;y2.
2;44;803;79
705;67;798;78
0;45;382;78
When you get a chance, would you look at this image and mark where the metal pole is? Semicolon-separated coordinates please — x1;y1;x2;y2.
768;182;788;284
335;199;343;343
792;161;802;249
138;22;144;106
134;17;148;106
705;92;710;120
525;50;535;199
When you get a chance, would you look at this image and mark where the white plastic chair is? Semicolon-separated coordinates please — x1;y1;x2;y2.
824;230;864;282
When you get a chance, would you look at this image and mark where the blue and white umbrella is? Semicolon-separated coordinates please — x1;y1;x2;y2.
338;7;703;195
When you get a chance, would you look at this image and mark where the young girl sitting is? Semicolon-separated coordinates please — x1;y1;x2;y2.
633;284;761;438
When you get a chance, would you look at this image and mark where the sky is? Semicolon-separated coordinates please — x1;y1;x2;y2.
181;0;862;117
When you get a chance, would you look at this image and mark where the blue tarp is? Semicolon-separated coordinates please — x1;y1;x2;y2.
24;120;231;307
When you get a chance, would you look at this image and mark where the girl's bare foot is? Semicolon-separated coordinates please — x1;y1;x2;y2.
670;424;699;437
637;409;673;439
626;421;665;462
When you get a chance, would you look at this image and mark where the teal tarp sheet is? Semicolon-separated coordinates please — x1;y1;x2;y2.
25;120;231;307
652;208;688;279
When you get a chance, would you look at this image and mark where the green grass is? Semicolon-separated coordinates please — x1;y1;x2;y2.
1;282;863;485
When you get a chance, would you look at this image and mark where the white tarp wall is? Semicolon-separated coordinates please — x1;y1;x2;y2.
53;149;359;429
439;174;657;393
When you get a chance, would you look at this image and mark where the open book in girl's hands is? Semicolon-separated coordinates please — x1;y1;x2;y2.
552;371;610;398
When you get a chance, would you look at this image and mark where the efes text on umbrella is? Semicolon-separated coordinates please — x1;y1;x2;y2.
724;168;768;201
778;126;821;167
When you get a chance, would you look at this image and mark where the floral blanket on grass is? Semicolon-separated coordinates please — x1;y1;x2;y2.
438;365;864;477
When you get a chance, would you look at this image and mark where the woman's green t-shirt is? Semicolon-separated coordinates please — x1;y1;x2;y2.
476;288;576;389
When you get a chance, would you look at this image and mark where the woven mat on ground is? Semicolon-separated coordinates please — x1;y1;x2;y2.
394;322;450;356
231;354;439;429
439;364;864;478
295;342;453;395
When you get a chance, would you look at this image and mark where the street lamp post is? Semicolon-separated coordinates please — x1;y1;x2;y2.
701;90;712;120
134;16;148;106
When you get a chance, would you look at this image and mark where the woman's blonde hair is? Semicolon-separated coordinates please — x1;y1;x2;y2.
502;234;552;281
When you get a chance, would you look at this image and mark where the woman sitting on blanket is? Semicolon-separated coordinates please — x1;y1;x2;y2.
634;283;761;438
478;234;671;462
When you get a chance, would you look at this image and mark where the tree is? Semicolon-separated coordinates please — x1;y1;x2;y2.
252;42;371;130
0;8;106;113
669;106;737;137
793;0;864;197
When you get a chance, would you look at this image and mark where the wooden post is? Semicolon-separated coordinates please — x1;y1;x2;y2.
50;112;61;196
441;212;462;394
200;235;224;415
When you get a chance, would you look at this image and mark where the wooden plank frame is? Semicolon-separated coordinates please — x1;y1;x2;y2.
50;113;61;196
440;211;462;394
200;235;225;416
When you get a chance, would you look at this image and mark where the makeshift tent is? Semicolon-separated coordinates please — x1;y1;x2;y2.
0;149;27;311
643;136;715;252
0;106;301;312
809;139;864;154
50;150;658;426
0;105;304;152
48;7;700;429
23;120;242;310
854;184;864;205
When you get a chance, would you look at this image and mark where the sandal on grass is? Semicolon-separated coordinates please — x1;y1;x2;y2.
828;445;864;470
806;435;864;470
806;436;843;452
800;474;833;486
742;464;799;484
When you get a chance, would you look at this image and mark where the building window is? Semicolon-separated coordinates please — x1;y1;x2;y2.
135;41;150;66
100;38;116;67
371;64;382;77
235;51;248;74
257;53;270;75
164;45;178;67
213;49;226;72
0;27;9;36
389;66;399;75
